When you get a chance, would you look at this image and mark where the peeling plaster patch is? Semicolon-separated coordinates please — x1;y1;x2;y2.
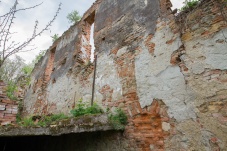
135;24;196;121
145;23;182;76
191;62;205;74
81;47;88;60
23;88;39;114
46;75;92;114
95;54;122;102
135;49;196;121
185;29;227;70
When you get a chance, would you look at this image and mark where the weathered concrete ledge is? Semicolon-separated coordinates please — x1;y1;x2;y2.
0;114;113;137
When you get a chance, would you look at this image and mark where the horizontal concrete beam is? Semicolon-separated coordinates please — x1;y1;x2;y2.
0;114;114;137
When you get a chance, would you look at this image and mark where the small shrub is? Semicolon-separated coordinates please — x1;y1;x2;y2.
16;114;22;123
180;0;199;11
37;121;47;127
6;81;17;100
85;103;104;115
21;117;35;127
67;10;81;24
15;103;22;125
51;34;59;42
49;113;68;121
108;108;128;130
70;100;103;117
70;99;87;117
19;113;68;127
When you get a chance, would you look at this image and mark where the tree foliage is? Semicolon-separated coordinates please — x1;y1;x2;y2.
181;0;199;11
0;0;61;68
51;34;59;42
0;55;25;83
6;80;17;100
0;49;46;82
0;49;46;100
31;49;46;66
67;10;81;24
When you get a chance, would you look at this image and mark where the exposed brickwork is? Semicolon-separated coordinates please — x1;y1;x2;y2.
145;34;155;55
176;0;227;41
0;81;18;126
33;48;56;115
22;0;227;150
96;47;171;150
125;100;170;151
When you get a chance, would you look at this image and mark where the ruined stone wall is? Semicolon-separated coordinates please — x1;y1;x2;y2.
164;0;227;150
24;0;227;150
23;1;101;115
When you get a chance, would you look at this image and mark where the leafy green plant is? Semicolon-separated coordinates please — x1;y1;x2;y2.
85;103;104;115
180;0;199;11
51;34;59;42
22;65;33;75
32;50;46;65
19;113;68;127
70;99;87;117
16;100;23;123
49;113;68;122
21;117;35;127
108;108;128;130
6;80;17;100
39;113;68;126
70;100;103;117
67;10;81;24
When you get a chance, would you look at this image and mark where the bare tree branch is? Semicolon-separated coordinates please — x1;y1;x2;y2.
0;2;43;18
0;1;62;68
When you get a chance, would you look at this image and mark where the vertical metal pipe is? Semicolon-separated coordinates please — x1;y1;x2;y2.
91;55;97;106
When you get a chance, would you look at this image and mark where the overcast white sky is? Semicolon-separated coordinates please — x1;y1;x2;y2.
0;0;184;63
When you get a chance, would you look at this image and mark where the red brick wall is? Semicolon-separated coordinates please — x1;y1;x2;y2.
0;81;18;126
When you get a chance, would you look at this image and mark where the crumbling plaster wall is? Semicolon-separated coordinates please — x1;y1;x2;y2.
134;20;196;121
23;0;227;150
164;1;227;150
23;1;101;115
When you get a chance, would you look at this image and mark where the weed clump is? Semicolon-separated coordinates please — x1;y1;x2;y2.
180;0;199;11
19;113;68;127
70;100;103;117
108;108;127;130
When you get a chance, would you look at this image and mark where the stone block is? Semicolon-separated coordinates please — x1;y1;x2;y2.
1;121;11;126
0;107;5;111
4;109;12;114
162;122;170;131
1;99;15;104
0;113;4;118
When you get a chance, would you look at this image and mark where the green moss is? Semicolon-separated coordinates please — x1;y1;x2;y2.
81;116;92;123
108;108;128;130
